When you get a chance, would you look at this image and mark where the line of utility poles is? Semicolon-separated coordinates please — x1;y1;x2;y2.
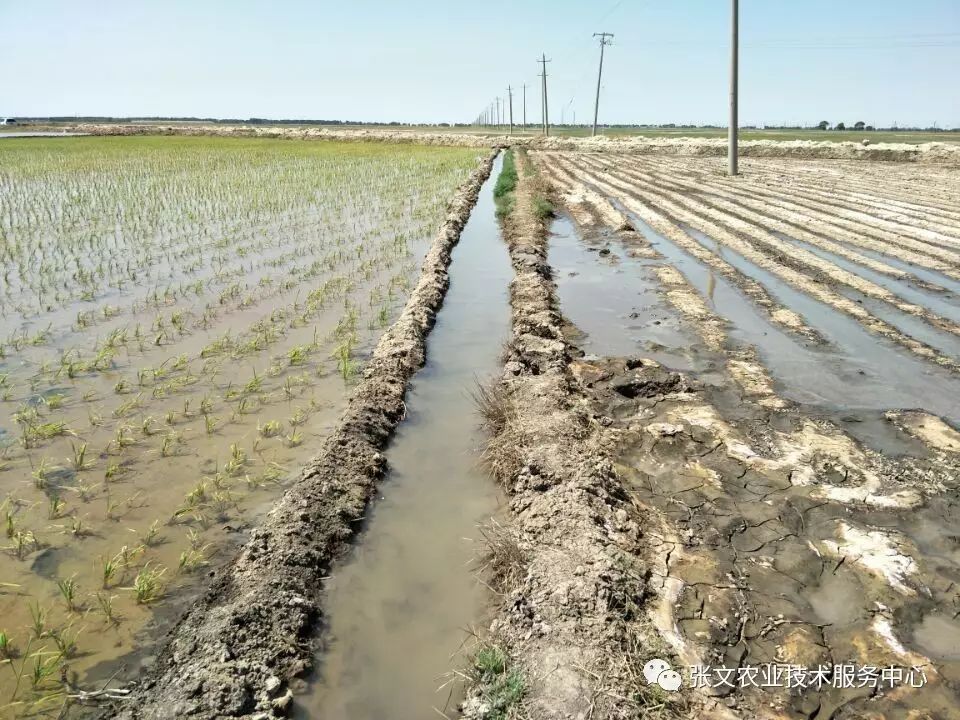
472;3;740;168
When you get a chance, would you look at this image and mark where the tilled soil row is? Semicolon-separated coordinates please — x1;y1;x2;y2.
461;151;703;720
103;152;497;719
546;155;960;373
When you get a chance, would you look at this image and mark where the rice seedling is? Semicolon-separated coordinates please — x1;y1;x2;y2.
95;592;119;625
56;577;80;612
0;629;11;659
100;555;119;588
258;420;282;438
11;529;38;560
160;432;181;457
140;519;163;547
68;441;93;472
54;628;83;663
285;428;304;448
42;393;65;410
178;544;210;574
28;602;48;639
131;563;166;604
31;458;55;489
335;341;356;381
47;495;65;520
30;648;62;689
287;344;309;365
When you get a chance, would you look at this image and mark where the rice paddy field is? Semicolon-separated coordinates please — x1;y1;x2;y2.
0;135;481;716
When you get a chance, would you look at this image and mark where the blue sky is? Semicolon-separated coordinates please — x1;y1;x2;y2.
1;0;958;127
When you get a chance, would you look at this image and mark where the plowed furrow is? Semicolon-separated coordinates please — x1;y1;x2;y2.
553;155;960;373
579;156;960;342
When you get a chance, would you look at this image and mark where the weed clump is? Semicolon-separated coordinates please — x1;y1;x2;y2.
467;645;525;720
494;151;518;218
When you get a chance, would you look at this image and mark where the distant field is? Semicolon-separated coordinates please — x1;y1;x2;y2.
4;122;960;145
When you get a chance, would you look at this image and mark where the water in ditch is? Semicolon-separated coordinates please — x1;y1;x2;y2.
294;154;511;719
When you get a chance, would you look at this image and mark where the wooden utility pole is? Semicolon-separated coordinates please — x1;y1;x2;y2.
729;0;739;175
592;32;614;137
507;86;514;135
538;53;551;136
522;84;527;129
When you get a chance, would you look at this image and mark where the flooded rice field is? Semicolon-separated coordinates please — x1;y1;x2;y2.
537;150;960;719
0;136;481;716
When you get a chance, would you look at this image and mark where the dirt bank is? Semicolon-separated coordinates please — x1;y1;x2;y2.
96;152;496;719
47;123;960;163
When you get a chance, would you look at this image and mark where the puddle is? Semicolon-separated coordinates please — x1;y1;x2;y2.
912;612;960;661
773;231;960;325
296;155;510;719
548;215;702;370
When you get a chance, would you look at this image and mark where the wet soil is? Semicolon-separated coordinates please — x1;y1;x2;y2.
534;151;960;720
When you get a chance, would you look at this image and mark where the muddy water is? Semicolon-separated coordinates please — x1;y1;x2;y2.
622;213;960;424
681;225;960;365
851;244;960;296
548;215;702;370
296;155;510;719
772;231;960;324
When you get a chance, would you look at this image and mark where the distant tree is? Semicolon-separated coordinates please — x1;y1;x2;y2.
854;121;865;130
835;122;846;130
817;121;829;130
866;126;875;131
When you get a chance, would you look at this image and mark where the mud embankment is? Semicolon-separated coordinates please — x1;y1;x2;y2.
101;152;496;719
44;123;960;163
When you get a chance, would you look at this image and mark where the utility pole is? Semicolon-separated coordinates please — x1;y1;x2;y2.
507;86;514;135
729;0;739;175
522;84;527;129
592;32;614;137
496;97;501;129
538;53;551;136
